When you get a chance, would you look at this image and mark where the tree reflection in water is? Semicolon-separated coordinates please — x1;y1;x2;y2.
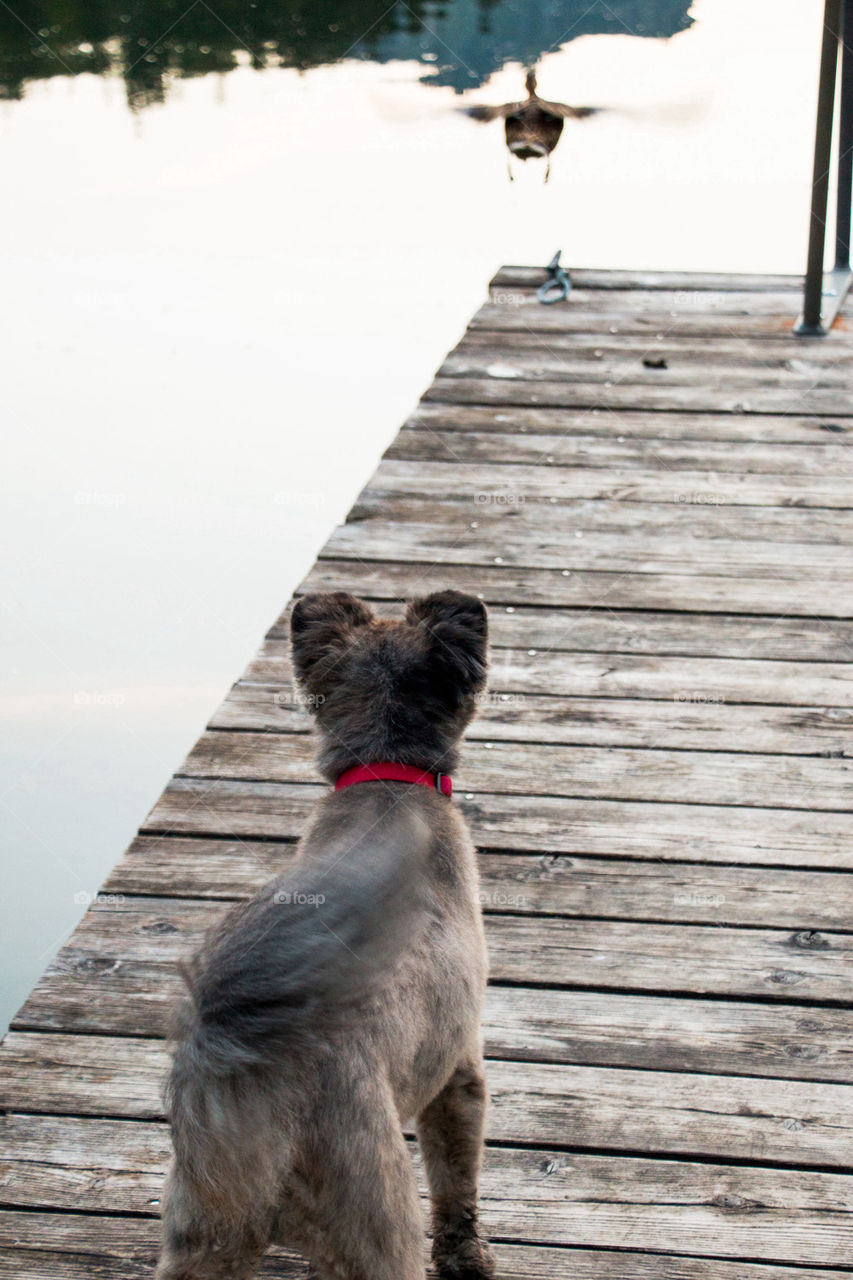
0;1;693;111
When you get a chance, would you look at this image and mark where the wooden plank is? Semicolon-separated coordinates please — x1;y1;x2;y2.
213;684;853;756
352;490;853;543
141;777;853;868
489;267;806;292
301;557;853;618
177;731;853;812
0;1034;170;1120
15;966;853;1077
5;1035;853;1168
0;1243;308;1280
406;401;853;444
441;350;853;391
13;936;853;1083
369;466;853;516
238;637;853;710
324;512;853;578
481;856;853;934
266;602;853;662
469;299;843;341
0;1215;167;1280
107;836;853;932
478;288;804;314
484;289;804;313
455;326;853;362
107;834;296;896
4;1114;853;1263
489;916;853;1001
9;892;853;1006
353;499;853;565
426;371;853;415
485;987;853;1081
387;425;853;480
2;1213;850;1280
0;1115;170;1214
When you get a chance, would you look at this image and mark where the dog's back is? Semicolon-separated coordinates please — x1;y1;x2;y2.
156;590;495;1280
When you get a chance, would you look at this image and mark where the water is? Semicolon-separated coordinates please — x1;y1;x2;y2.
0;0;824;1029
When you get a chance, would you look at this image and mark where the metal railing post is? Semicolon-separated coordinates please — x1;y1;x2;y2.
796;0;843;333
836;0;853;268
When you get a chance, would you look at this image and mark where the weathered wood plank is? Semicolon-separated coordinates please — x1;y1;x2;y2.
489;915;853;1000
486;988;853;1081
3;1115;853;1263
106;836;853;933
350;494;853;550
441;350;853;392
5;1035;853;1167
425;370;853;414
80;906;853;1002
0;1035;171;1120
353;490;853;545
242;637;853;709
9;893;853;1008
14;941;853;1083
0;1246;308;1280
479;288;803;314
3;1212;850;1280
483;856;853;933
267;602;853;662
324;513;853;578
406;401;853;443
0;1207;310;1280
141;777;853;868
177;730;853;812
455;325;852;362
469;297;842;342
302;557;853;617
213;683;853;756
386;426;853;483
107;834;297;896
489;267;806;292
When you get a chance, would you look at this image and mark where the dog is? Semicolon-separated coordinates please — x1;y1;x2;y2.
155;589;494;1280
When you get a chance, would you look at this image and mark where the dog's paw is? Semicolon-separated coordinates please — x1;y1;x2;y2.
432;1228;496;1280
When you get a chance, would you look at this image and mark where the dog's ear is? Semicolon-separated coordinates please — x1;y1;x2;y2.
290;592;374;700
406;590;488;707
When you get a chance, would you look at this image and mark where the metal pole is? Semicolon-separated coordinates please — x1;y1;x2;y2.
835;0;853;268
798;0;842;334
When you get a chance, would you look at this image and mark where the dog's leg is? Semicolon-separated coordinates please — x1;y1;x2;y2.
154;1229;265;1280
417;1058;495;1280
154;1165;268;1280
287;1105;426;1280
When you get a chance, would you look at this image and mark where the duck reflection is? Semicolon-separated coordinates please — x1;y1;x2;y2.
462;68;602;181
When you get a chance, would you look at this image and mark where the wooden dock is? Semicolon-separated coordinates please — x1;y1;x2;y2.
3;265;853;1277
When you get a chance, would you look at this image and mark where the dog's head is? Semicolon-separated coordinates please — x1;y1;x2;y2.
290;589;488;780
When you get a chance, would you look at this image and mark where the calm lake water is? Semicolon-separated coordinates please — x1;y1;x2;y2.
1;0;825;1029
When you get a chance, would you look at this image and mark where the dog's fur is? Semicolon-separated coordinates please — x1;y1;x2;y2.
155;590;494;1280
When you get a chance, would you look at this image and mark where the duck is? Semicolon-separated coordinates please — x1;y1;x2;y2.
461;68;601;181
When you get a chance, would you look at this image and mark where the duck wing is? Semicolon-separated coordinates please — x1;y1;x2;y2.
459;100;523;122
534;99;605;119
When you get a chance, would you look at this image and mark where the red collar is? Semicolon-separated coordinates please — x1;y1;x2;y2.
335;762;452;797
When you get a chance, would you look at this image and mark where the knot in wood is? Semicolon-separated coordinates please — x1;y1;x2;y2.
791;930;828;950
